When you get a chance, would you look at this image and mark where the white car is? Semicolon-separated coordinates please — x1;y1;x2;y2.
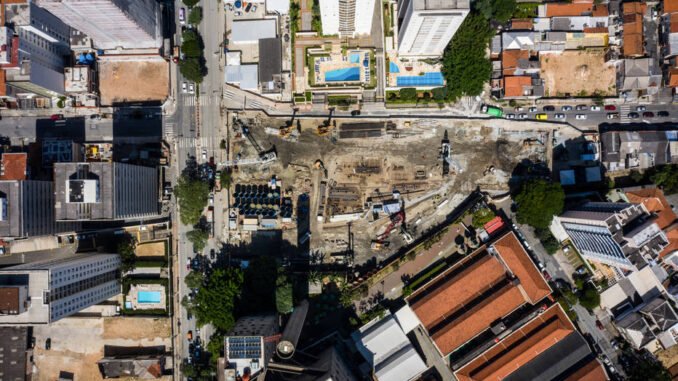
182;82;187;93
209;194;214;205
251;4;258;12
189;83;195;94
518;114;528;119
575;114;587;120
235;10;242;16
506;113;516;119
201;148;207;160
590;105;601;111
528;107;538;113
554;113;566;119
179;7;186;25
514;106;524;112
636;105;647;111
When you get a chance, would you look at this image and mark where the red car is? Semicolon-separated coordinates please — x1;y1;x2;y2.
595;319;604;330
604;105;616;111
50;114;64;121
541;269;552;281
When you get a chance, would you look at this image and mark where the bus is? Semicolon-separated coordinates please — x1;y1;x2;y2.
481;104;504;118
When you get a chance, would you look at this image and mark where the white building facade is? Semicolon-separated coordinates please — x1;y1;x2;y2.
319;0;375;37
397;0;469;58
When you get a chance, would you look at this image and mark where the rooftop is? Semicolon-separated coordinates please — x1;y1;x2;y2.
230;19;277;43
0;153;27;181
666;0;678;14
622;2;646;57
625;187;678;230
411;0;470;11
543;1;608;17
408;231;550;356
0;327;28;381
455;305;604;381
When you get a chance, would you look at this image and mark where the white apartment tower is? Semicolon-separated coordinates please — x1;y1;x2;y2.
35;0;161;50
0;254;121;324
320;0;376;37
397;0;469;58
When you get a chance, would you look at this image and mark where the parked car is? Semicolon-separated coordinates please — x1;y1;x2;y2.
643;111;655;118
604;105;617;111
601;355;611;366
528;107;538;113
210;249;216;260
201;148;207;161
575;114;587;120
543;105;555;111
658;110;670;117
514;106;524;112
50;114;64;121
45;338;51;350
227;3;233;11
90;114;101;120
189;83;195;94
541;269;552;281
234;10;242;16
575;104;588;111
628;112;640;119
595;319;604;330
535;113;548;120
518;113;528;119
350;110;361;116
590;105;601;111
31;337;36;348
182;82;187;93
187;330;193;341
606;113;619;119
179;7;186;24
245;2;252;12
186;258;191;270
575;265;587;275
635;105;646;111
209;193;214;205
610;339;620;351
251;4;258;12
505;113;516;119
561;105;573;111
554;113;566;119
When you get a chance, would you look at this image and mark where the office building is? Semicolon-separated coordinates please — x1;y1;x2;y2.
397;0;469;58
3;1;71;98
35;0;161;50
54;162;159;221
319;0;376;37
556;202;669;271
0;327;30;381
0;254;121;324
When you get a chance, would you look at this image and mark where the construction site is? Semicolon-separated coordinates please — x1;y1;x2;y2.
223;111;559;265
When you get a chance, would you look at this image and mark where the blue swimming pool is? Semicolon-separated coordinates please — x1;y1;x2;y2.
397;72;444;87
389;61;400;73
138;291;162;304
325;67;360;82
349;53;361;63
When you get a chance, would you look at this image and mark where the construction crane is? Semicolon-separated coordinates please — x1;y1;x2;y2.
221;118;278;168
376;210;405;241
317;107;336;136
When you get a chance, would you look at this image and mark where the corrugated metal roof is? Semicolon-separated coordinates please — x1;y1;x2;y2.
231;19;276;43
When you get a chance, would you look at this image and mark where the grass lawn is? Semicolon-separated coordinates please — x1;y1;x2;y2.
513;3;540;18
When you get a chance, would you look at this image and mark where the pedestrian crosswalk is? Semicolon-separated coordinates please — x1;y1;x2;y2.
164;122;175;140
620;104;631;124
175;136;218;149
182;94;221;107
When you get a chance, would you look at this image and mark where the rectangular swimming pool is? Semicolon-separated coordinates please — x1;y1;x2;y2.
138;291;162;304
396;72;444;87
325;67;360;82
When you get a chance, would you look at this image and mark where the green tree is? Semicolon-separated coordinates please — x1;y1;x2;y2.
174;174;210;225
442;14;493;101
577;283;601;310
650;164;678;194
179;58;206;83
185;271;205;290
182;0;199;7
117;234;137;273
276;275;294;314
535;228;559;255
514;179;565;229
181;39;202;58
188;6;203;25
626;356;671;381
471;207;495;228
432;87;447;102
399;88;417;102
289;2;300;35
474;0;517;24
186;228;209;252
193;267;244;331
220;171;231;190
629;169;644;183
207;331;225;364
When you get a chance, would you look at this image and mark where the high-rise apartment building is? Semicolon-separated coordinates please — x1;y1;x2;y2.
35;0;161;50
0;254;121;324
54;162;159;221
2;2;71;97
397;0;469;58
557;202;669;271
319;0;376;37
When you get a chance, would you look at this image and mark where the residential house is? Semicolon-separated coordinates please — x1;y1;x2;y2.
622;2;646;57
600;129;678;171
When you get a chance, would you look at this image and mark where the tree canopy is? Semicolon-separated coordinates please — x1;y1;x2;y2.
188;6;203;25
192;267;243;331
441;13;493;101
577;283;601;310
182;0;199;7
174;174;210;226
117;234;137;273
650;164;678;195
179;58;206;84
276;275;294;314
184;271;204;290
186;228;209;252
474;0;517;24
514;179;565;229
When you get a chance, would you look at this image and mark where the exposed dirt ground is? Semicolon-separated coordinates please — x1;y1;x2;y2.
135;241;166;257
228;114;550;263
32;317;171;381
540;50;616;96
99;60;169;106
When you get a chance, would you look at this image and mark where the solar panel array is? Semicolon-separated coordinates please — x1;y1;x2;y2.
227;336;262;360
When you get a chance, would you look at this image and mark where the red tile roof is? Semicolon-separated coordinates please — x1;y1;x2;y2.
493;232;552;303
0;153;27;181
545;1;608;17
483;216;504;235
504;76;533;98
666;0;678;14
670;68;678;88
510;19;534;31
622;2;646;57
626;188;678;230
502;50;529;76
455;305;577;381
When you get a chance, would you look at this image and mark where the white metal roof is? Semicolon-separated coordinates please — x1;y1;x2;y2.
225;64;258;90
230;19;276;43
